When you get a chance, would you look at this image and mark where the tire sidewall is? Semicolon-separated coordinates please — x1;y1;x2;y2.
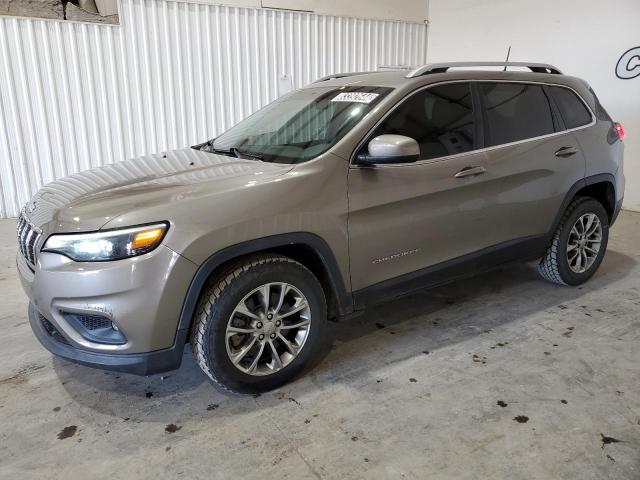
556;199;609;286
201;260;327;393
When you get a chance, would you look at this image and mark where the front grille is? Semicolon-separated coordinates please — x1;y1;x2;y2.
16;214;42;266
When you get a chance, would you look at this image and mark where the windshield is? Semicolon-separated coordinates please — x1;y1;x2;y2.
207;86;392;163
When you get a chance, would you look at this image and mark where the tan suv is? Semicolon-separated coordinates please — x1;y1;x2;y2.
17;62;625;393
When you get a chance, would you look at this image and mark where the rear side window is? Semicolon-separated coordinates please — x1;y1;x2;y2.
549;86;592;129
373;83;475;160
481;83;554;147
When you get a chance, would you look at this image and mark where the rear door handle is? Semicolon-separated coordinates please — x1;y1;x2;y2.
555;146;579;158
455;165;487;178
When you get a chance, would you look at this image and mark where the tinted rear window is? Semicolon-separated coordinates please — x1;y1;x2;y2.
373;83;475;160
549;86;592;129
481;83;554;147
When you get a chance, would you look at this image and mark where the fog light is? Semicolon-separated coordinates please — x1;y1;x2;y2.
62;312;126;345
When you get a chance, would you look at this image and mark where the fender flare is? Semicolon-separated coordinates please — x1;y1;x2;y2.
546;173;616;242
175;232;352;336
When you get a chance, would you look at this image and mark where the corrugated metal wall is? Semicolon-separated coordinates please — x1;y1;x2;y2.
0;0;428;218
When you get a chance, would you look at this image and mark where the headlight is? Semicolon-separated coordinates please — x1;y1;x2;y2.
42;223;168;262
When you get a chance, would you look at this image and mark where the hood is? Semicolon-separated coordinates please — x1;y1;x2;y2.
25;148;293;232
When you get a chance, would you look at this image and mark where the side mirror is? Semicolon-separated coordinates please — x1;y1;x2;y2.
356;134;420;165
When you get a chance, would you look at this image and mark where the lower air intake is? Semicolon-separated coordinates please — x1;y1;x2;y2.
62;312;127;345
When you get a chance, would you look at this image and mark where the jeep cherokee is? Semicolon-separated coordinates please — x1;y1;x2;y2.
17;62;625;393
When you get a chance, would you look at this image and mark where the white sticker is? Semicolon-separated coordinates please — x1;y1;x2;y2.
331;92;379;104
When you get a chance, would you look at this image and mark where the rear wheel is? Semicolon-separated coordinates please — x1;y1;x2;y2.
538;197;609;286
191;254;327;394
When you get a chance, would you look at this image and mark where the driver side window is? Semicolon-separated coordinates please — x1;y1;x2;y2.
373;83;476;161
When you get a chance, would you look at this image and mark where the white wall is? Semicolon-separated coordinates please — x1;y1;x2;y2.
0;0;427;218
186;0;428;22
427;0;640;209
261;0;427;23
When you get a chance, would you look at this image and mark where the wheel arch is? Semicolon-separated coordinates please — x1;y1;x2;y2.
575;180;616;222
548;174;616;242
175;233;353;340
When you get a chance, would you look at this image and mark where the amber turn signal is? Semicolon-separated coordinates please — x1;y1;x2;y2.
131;226;166;251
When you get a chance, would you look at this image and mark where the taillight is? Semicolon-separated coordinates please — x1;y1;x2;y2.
615;122;625;141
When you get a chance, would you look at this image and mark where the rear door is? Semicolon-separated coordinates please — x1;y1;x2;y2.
478;81;587;244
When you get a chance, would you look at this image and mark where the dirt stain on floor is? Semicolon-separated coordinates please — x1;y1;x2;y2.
165;424;182;434
601;433;622;448
472;354;487;364
57;426;77;440
513;416;529;424
0;364;44;385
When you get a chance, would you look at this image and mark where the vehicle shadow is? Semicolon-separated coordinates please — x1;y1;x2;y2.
54;249;636;421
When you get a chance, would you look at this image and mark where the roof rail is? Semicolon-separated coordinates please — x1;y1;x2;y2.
313;71;375;83
406;62;563;78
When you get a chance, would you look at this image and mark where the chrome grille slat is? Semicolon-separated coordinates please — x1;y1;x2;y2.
20;220;29;257
25;228;35;264
17;218;27;258
16;214;41;267
32;233;42;264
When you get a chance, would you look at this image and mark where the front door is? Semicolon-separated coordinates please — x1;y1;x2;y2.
348;82;501;293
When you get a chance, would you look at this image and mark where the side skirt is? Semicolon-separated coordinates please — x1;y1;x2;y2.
352;235;547;310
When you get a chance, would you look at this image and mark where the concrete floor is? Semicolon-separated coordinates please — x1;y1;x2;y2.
1;213;639;480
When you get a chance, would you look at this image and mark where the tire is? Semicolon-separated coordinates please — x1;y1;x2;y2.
538;197;609;286
190;254;327;394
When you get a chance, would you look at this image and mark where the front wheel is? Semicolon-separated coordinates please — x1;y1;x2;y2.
538;197;609;286
191;254;327;394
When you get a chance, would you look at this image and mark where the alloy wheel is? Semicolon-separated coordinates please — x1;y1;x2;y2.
225;282;311;376
567;213;602;274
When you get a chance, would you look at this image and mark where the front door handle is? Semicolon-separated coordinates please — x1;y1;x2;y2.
555;146;579;158
455;165;487;178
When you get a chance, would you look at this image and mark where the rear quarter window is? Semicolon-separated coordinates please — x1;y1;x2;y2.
480;83;555;147
549;86;593;129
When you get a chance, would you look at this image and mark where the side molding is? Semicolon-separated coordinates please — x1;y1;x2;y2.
353;235;547;310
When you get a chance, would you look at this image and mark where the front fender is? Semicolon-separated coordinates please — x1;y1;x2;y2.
175;232;353;336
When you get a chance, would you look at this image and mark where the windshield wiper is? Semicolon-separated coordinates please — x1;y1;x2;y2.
230;147;263;161
201;142;265;161
203;145;236;157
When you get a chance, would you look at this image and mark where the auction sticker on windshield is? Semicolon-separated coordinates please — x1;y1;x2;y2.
331;92;380;103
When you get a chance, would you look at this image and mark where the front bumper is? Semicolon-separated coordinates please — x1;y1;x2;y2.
29;303;189;375
18;244;198;374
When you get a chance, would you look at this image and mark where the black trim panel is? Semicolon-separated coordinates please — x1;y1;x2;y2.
353;235;547;310
546;173;616;241
612;197;624;226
